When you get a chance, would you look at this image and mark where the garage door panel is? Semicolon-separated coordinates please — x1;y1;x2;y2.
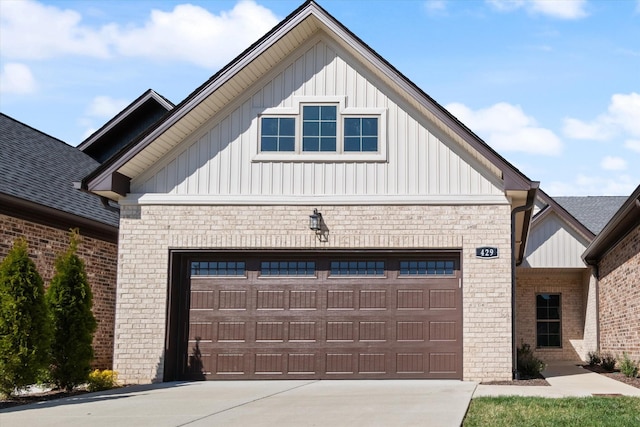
185;254;462;380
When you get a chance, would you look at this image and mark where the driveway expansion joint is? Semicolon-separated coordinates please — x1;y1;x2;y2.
176;380;320;427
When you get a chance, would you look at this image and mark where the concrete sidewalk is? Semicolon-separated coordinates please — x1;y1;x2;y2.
0;380;477;427
474;361;640;398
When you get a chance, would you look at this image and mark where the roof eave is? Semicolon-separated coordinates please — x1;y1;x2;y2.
0;192;118;243
77;89;174;152
533;189;596;242
582;185;640;265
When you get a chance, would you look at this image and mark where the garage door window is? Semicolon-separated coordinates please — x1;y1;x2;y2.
399;260;455;276
191;261;246;276
260;261;316;276
330;260;384;276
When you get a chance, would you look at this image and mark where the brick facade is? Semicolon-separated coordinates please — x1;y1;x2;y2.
0;213;118;369
516;269;590;362
598;224;640;361
114;203;513;384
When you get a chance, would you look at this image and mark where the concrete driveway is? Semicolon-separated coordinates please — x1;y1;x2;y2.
0;380;476;427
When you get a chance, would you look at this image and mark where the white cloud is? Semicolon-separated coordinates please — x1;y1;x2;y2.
0;0;279;69
0;0;111;59
0;63;37;94
546;174;637;196
108;1;279;68
600;156;627;171
563;92;640;141
486;0;588;19
446;102;563;155
86;96;129;118
624;139;640;153
424;1;447;14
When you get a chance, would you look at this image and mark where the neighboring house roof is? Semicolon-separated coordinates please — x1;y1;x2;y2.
553;196;627;235
0;113;119;241
78;89;174;163
583;185;640;265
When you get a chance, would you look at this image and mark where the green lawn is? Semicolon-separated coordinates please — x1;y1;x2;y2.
463;396;640;427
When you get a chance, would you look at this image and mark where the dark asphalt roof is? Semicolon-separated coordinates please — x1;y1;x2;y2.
553;196;628;235
0;113;119;228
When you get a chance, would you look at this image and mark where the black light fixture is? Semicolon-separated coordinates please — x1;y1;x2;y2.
309;208;322;232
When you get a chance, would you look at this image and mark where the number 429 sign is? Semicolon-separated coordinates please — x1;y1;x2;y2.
476;247;499;259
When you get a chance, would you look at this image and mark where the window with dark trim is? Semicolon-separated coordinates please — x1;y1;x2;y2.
191;261;246;276
536;293;561;348
330;261;385;276
260;261;316;276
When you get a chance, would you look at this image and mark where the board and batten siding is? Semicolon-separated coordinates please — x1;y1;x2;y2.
524;212;590;268
131;37;503;199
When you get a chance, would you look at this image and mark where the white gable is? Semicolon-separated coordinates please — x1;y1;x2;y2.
523;211;590;268
129;36;503;204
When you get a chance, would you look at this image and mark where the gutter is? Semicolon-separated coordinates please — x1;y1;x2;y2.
510;189;537;380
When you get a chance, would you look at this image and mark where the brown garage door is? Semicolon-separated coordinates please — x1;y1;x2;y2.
184;253;462;380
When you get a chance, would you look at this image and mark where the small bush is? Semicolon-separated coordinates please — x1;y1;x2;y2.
600;353;616;371
87;370;118;392
618;353;639;378
46;230;97;391
586;351;601;366
517;343;545;379
0;239;51;397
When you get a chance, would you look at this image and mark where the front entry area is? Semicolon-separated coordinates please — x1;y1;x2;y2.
166;252;462;380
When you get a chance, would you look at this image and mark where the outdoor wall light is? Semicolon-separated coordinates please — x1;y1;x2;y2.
309;209;322;232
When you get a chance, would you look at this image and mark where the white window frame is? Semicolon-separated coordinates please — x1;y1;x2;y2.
253;96;387;162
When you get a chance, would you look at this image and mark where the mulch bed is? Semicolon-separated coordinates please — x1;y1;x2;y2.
0;388;90;410
481;373;550;386
582;364;640;389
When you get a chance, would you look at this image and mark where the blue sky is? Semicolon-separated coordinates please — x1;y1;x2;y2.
1;0;638;196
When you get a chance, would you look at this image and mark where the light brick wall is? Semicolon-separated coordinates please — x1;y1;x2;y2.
0;213;118;369
598;225;640;361
114;203;513;383
515;269;589;362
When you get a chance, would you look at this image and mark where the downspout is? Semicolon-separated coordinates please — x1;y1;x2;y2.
511;196;535;380
101;196;120;213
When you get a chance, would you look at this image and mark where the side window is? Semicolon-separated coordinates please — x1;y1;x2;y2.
344;117;378;152
536;294;561;348
302;105;337;152
261;117;295;152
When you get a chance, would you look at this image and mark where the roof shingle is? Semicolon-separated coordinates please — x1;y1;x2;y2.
0;113;119;228
553;196;627;235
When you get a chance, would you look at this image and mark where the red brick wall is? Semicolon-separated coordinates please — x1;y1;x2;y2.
598;225;640;361
0;213;117;369
516;269;586;361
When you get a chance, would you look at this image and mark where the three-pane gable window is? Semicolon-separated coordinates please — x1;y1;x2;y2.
257;100;383;157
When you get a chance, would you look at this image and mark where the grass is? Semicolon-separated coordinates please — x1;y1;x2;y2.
463;396;640;427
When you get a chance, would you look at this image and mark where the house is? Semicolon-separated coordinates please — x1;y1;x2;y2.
583;185;640;361
0;113;119;369
82;1;542;383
